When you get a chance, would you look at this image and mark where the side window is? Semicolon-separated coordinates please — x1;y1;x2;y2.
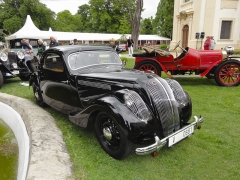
43;53;64;72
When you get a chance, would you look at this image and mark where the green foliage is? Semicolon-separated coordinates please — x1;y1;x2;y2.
233;49;240;55
0;0;56;34
3;16;23;34
153;0;174;38
76;0;136;33
140;17;154;34
54;11;83;32
159;43;168;50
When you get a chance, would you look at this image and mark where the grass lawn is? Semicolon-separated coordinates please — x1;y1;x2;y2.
0;60;240;180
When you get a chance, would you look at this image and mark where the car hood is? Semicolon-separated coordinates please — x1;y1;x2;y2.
75;68;155;85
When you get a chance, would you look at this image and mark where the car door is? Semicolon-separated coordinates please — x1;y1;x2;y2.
40;52;81;114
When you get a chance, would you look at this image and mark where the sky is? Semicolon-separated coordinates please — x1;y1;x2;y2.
39;0;160;19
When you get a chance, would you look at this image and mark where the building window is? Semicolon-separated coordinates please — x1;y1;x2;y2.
220;20;232;39
185;0;190;2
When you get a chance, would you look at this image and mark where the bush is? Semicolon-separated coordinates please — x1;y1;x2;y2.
233;49;240;55
159;44;169;50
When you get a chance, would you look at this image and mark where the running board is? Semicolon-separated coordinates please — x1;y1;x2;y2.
171;75;202;78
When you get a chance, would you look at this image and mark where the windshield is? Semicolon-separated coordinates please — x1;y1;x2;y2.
68;51;122;71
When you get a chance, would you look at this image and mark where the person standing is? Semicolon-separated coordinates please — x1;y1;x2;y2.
203;36;211;50
36;39;46;58
21;39;32;54
49;36;58;47
127;36;134;56
73;39;78;45
210;36;216;50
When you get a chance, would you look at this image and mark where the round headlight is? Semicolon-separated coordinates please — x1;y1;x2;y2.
224;46;234;55
0;52;8;61
17;51;25;59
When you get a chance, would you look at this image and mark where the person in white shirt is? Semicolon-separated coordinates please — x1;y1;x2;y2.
210;36;216;50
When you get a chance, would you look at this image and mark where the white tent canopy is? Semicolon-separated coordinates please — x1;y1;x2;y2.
5;15;171;43
5;15;50;40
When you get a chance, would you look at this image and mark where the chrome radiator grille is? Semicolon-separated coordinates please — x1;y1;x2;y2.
7;52;17;64
146;78;180;136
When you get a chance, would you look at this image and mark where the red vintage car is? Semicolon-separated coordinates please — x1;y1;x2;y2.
133;42;240;86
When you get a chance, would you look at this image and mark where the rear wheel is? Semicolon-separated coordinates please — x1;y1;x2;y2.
32;82;46;107
214;60;240;86
135;61;162;76
94;112;133;160
0;71;3;88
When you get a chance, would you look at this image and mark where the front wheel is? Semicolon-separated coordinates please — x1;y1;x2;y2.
32;82;46;107
94;112;133;160
214;60;240;86
134;61;162;76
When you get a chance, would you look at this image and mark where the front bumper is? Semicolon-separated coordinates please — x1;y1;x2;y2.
135;115;203;155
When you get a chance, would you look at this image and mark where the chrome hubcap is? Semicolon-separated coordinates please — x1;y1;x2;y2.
103;127;112;141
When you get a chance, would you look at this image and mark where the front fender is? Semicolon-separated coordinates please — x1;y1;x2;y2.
200;59;222;77
78;95;156;142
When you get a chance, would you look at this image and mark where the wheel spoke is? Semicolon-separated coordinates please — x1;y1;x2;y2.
219;63;240;85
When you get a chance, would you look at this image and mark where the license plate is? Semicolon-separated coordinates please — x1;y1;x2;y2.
12;70;19;75
168;125;194;147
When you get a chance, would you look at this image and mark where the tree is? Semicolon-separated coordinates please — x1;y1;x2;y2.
76;0;136;34
131;0;143;50
153;0;174;38
0;0;56;35
140;17;154;34
77;4;91;32
54;10;83;32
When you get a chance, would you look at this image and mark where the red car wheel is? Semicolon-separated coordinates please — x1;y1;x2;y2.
214;60;240;86
135;61;162;76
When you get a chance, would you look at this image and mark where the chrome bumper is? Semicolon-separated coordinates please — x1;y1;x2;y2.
135;115;203;156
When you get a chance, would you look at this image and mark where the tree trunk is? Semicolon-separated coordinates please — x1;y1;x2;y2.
131;0;143;50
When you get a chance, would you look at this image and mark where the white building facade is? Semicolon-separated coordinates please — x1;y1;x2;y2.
170;0;240;50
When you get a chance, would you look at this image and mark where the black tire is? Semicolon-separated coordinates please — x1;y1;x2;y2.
94;112;133;160
0;71;3;88
134;60;162;76
214;60;240;86
32;82;46;107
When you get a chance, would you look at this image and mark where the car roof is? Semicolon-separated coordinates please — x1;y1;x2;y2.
46;45;114;54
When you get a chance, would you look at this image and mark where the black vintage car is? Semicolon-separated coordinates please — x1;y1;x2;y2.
0;48;37;88
30;45;203;160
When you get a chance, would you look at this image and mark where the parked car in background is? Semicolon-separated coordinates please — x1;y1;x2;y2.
30;45;203;160
9;38;39;55
0;48;37;88
133;41;240;86
118;44;128;52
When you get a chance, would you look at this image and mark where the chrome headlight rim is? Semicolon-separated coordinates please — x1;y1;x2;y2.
123;90;152;123
17;51;25;59
0;52;8;62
